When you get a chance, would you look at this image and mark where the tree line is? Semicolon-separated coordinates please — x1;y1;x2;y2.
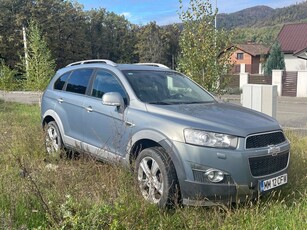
0;0;284;93
1;0;235;93
0;0;180;70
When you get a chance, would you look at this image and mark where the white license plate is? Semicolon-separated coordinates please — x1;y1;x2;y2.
259;174;288;192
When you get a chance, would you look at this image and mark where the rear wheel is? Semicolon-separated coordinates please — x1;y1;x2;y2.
135;147;179;207
45;121;63;156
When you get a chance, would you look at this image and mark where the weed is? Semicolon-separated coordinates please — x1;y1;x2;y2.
0;101;306;229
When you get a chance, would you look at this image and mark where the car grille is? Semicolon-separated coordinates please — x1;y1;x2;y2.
246;131;286;149
249;151;289;177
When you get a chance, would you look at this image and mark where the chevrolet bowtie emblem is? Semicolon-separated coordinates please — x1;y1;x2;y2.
268;145;281;156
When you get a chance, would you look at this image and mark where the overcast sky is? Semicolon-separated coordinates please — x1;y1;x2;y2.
78;0;305;25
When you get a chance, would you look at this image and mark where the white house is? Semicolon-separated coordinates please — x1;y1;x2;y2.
277;22;307;71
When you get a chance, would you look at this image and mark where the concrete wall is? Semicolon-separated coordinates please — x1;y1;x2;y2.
239;73;249;89
297;71;307;97
242;84;277;118
272;70;283;96
0;91;42;104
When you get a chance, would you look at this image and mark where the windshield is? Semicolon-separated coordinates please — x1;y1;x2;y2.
123;70;215;105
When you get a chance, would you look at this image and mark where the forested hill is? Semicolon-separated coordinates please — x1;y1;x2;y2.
217;6;274;29
217;1;307;29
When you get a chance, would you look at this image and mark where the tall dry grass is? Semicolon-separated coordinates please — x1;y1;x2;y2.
0;100;306;229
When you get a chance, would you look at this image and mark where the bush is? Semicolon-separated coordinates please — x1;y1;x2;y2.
0;61;20;91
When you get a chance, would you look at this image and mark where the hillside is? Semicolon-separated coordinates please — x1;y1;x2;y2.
217;1;307;29
217;6;274;29
258;1;307;27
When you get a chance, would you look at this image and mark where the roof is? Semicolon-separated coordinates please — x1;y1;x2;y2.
277;22;307;54
236;44;269;56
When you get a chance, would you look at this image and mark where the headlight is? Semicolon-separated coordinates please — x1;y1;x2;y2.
184;129;238;149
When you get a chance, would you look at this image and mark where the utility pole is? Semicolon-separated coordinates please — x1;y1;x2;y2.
214;0;218;47
22;25;29;75
214;0;219;90
215;0;217;29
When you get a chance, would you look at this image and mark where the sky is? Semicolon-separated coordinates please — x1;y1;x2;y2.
77;0;305;25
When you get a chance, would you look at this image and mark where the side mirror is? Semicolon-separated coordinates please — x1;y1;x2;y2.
102;92;124;108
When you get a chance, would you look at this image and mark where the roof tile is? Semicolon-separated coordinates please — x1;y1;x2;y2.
237;44;269;56
277;22;307;54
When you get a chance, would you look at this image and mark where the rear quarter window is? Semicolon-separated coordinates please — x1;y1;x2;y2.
54;72;71;90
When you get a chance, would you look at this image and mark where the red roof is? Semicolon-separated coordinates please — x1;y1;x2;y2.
277;22;307;54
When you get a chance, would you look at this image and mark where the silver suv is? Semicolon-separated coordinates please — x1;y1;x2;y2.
41;59;290;207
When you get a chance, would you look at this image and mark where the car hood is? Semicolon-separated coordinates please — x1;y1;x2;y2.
145;102;281;137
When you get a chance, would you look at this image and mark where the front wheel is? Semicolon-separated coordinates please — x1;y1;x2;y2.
135;147;179;207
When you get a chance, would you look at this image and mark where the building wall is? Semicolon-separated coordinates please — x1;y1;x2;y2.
252;56;260;65
231;50;252;65
284;54;307;71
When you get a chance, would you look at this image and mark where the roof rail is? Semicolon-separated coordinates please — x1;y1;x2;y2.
134;63;170;69
67;59;117;67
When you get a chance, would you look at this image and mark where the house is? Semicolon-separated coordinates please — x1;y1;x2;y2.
277;22;307;71
231;43;269;74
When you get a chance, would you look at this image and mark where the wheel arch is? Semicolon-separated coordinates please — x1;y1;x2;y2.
42;110;65;142
127;130;186;184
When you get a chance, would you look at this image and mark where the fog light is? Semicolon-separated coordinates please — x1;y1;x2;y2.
205;169;224;183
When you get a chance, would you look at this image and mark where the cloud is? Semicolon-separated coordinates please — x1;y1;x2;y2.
120;12;132;19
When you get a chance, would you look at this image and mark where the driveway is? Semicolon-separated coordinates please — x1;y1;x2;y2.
276;97;307;134
222;95;307;135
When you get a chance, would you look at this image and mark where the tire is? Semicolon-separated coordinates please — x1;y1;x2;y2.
135;147;179;207
44;121;63;156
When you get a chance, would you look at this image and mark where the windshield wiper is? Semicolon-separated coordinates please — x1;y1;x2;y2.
148;101;172;105
183;101;215;104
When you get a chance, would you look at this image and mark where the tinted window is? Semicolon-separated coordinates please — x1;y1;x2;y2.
66;69;93;94
91;70;127;100
54;72;70;90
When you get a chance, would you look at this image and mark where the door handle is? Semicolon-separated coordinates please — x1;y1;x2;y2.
57;98;64;103
86;106;93;112
125;121;135;127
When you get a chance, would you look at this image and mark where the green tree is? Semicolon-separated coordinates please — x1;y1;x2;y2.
37;1;90;67
0;0;91;69
0;0;32;68
177;0;234;93
164;24;180;69
136;22;170;65
86;9;138;63
23;21;55;91
264;42;285;75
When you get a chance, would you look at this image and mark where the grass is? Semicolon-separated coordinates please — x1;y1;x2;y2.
0;99;306;229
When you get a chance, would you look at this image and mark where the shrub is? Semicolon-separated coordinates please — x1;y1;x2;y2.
0;61;20;91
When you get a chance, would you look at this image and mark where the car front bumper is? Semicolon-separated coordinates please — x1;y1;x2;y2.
169;139;290;205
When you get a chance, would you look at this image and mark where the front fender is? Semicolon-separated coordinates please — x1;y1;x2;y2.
126;129;186;184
